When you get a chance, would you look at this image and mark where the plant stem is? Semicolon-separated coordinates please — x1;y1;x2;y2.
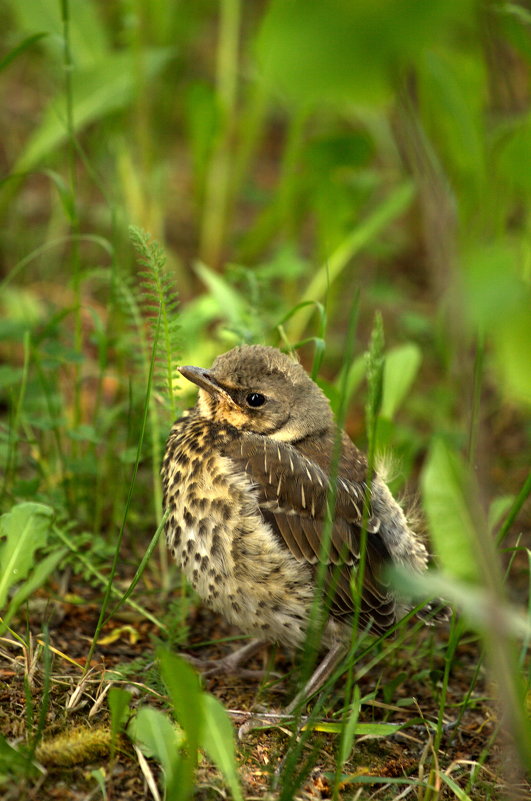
199;0;241;267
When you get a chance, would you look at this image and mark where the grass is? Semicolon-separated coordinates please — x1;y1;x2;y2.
1;1;530;799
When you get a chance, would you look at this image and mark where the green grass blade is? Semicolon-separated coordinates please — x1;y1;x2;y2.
0;32;48;72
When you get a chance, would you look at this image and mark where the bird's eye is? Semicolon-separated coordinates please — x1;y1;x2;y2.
246;392;266;408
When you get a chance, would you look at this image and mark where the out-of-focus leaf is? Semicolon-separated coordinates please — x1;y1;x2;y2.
108;688;132;741
421;440;479;583
334;355;366;413
2;548;66;632
463;240;531;404
0;366;24;389
288;183;415;341
0;503;54;608
0;32;48;72
5;0;109;66
14;48;174;173
185;82;219;190
497;121;531;193
391;566;530;639
257;0;473;106
158;649;202;801
488;495;515;533
201;694;243;801
496;310;531;404
195;262;248;327
128;708;183;799
306;721;402;736
418;49;486;195
0;733;35;776
381;344;422;420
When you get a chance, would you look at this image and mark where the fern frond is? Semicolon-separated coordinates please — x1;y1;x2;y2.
112;270;147;373
129;226;181;415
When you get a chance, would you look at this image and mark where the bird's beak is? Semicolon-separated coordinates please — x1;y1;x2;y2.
178;365;236;405
179;365;220;393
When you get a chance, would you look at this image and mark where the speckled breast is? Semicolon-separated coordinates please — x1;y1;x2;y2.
161;414;316;647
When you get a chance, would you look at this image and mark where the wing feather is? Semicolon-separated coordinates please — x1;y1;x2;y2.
220;429;396;629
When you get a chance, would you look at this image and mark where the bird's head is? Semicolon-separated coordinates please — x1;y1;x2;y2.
178;345;334;441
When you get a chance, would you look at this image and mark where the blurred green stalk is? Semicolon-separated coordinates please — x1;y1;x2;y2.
200;0;241;267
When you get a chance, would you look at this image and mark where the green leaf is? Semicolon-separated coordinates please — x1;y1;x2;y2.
380;344;422;420
421;441;480;583
419;49;486;195
257;0;472;107
1;548;67;633
5;0;109;67
333;355;365;413
488;495;514;533
201;694;243;801
497;120;531;194
0;503;54;609
391;566;530;639
0;366;24;389
14;48;174;173
194;262;248;327
0;33;48;73
287;183;415;341
108;687;132;744
0;733;35;777
309;721;402;736
440;771;474;800
158;649;202;743
128;708;183;797
158;649;203;800
496;308;531;405
461;240;531;406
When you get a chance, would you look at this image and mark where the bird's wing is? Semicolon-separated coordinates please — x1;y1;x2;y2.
221;431;396;631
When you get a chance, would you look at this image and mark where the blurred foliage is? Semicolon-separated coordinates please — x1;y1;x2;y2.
0;0;529;786
0;0;527;546
0;0;528;573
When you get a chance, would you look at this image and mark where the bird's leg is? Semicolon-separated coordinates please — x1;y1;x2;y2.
183;638;273;678
285;640;348;714
238;641;348;738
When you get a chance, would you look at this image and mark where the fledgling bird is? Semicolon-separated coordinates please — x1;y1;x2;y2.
162;345;432;705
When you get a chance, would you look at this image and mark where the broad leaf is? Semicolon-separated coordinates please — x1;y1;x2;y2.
201;694;243;801
14;49;174;173
0;503;54;608
128;708;183;799
381;343;421;420
1;548;66;633
421;441;479;583
158;649;203;801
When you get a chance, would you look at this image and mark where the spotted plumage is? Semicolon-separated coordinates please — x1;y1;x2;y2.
162;345;432;690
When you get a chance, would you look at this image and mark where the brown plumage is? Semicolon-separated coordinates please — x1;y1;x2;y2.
162;345;432;702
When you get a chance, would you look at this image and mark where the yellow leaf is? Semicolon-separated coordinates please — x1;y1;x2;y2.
98;625;139;645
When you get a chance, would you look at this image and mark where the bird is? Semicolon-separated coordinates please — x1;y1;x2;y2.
161;344;434;709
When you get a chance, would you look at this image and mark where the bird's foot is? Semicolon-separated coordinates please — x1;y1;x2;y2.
182;638;276;679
